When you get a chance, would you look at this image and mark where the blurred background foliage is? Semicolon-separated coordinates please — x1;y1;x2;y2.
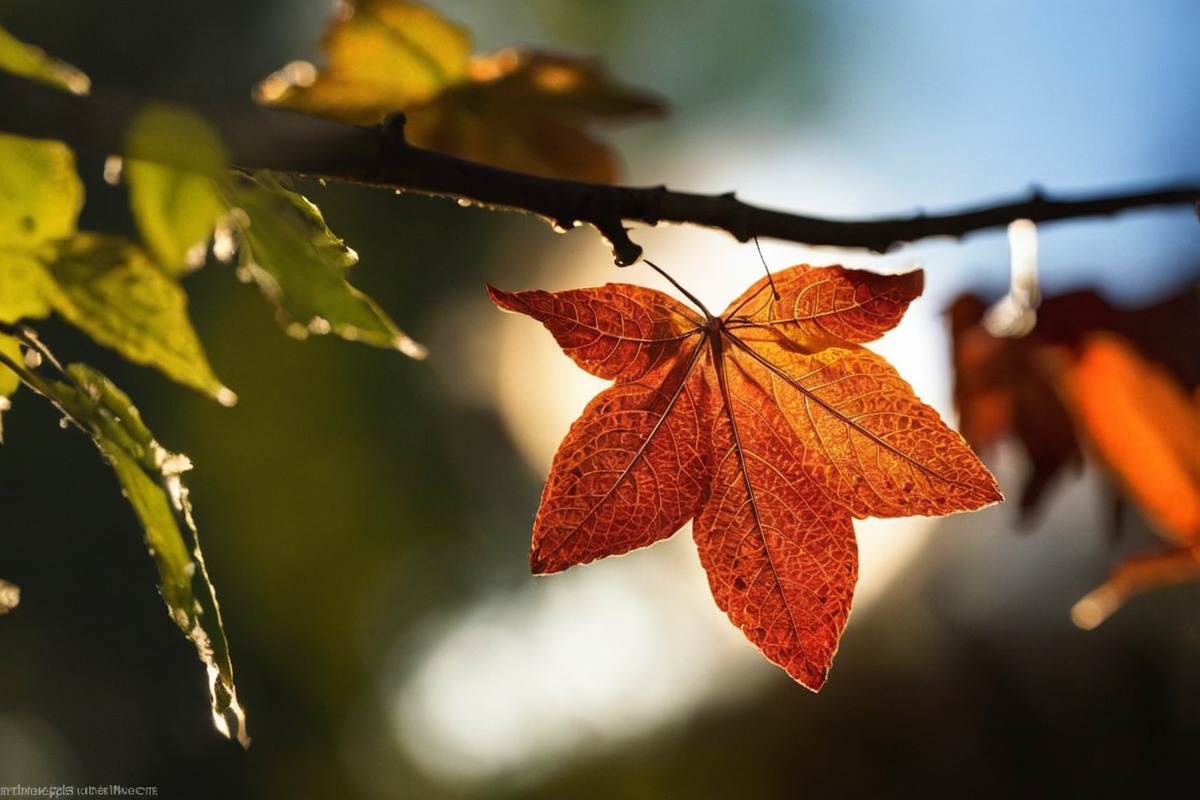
1;1;1199;798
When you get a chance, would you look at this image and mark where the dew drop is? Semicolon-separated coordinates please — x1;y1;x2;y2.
285;322;310;340
22;349;42;369
0;579;20;614
184;241;209;269
103;155;123;186
397;335;429;360
215;387;238;408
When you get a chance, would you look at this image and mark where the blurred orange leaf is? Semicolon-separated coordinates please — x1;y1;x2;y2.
949;281;1200;625
255;0;663;182
492;264;1000;689
255;0;470;122
1066;332;1200;545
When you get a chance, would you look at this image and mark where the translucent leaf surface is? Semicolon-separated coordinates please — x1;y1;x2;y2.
255;0;663;181
0;334;19;433
491;264;1001;689
227;171;425;356
0;25;89;94
255;0;472;123
949;283;1200;625
0;350;248;746
46;233;233;403
0;134;81;248
123;104;229;275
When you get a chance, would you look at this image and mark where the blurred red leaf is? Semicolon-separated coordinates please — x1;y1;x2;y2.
255;0;662;182
492;264;1000;689
949;296;1082;517
949;281;1200;624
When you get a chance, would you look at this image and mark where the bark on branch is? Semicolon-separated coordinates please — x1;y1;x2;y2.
3;72;1197;265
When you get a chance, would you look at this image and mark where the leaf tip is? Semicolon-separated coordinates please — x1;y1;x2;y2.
215;386;238;408
529;549;552;575
1070;584;1120;630
485;283;521;313
396;334;428;360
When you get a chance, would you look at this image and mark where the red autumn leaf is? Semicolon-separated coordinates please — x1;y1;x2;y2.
948;295;1083;518
950;285;1200;520
490;264;1001;689
948;282;1200;626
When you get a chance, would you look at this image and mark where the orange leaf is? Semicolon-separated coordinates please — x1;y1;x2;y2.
1071;545;1200;630
949;282;1200;624
1065;332;1200;545
490;264;1000;689
255;0;662;182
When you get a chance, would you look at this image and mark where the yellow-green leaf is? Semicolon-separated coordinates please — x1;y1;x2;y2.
0;256;58;324
0;133;81;326
254;0;471;124
123;104;229;275
253;1;663;181
17;359;248;747
0;134;82;247
46;233;235;404
0;334;21;421
0;25;89;94
225;171;425;356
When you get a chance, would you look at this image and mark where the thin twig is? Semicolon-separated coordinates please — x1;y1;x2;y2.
2;72;1196;265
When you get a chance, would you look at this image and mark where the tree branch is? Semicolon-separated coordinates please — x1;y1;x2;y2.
3;72;1197;266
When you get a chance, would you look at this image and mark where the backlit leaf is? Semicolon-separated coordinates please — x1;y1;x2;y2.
226;171;426;356
0;25;89;95
402;49;663;183
0;133;80;328
0;134;81;248
1066;333;1200;546
255;0;471;123
45;233;233;403
491;264;1000;689
123;104;229;275
949;282;1200;625
2;353;248;746
0;334;20;436
256;0;663;181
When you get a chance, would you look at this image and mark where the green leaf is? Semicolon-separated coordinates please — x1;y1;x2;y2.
0;133;80;325
225;171;426;356
0;333;20;437
0;131;74;337
0;333;20;395
7;354;249;747
0;133;82;248
0;256;57;324
45;233;236;405
0;25;89;94
123;104;229;276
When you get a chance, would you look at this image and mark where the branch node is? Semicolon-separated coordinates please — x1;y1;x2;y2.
382;112;407;136
597;221;642;266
